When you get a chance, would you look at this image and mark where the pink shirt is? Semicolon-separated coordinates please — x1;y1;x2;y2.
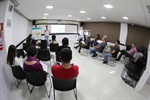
45;30;50;36
128;47;137;56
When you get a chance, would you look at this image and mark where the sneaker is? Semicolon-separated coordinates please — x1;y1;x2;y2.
103;61;108;64
92;54;98;57
115;58;119;61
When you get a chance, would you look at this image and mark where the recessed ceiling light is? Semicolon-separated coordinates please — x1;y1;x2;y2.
44;13;49;16
79;10;86;13
104;4;113;8
101;16;106;19
87;18;91;20
123;17;129;19
43;17;47;19
46;6;53;9
68;15;72;17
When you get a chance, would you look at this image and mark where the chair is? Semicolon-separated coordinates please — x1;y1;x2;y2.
49;43;59;52
23;43;34;52
51;76;77;100
121;57;146;87
37;49;54;66
10;65;26;87
95;45;106;60
107;56;117;67
80;42;91;56
25;71;51;97
17;49;25;58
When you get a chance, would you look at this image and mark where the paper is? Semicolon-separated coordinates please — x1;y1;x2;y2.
40;62;48;72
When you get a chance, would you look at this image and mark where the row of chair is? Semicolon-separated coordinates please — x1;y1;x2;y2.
10;65;77;100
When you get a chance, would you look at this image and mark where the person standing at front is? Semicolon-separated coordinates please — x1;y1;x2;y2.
44;25;50;45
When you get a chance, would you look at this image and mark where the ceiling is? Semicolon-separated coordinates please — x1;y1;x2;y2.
15;0;150;27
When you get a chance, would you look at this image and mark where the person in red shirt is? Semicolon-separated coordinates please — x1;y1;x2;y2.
51;48;79;79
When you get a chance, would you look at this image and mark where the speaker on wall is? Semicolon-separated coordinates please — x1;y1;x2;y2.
80;22;84;27
32;20;36;25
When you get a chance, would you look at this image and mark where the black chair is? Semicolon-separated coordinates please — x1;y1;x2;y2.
125;57;146;81
25;71;51;97
121;57;146;87
37;49;54;66
17;49;25;58
10;65;26;87
51;76;77;100
23;43;34;52
49;43;59;52
80;42;91;56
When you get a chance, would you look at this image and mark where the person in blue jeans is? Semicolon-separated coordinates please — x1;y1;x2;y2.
44;25;50;45
90;37;106;57
103;40;120;64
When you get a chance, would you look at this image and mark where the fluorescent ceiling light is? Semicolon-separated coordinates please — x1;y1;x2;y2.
101;16;106;19
77;19;80;21
123;17;129;19
46;6;53;9
43;17;47;19
68;15;72;17
44;13;49;16
104;4;113;8
79;10;86;13
87;18;91;20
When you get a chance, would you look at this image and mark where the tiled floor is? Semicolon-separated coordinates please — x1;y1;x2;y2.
9;41;150;100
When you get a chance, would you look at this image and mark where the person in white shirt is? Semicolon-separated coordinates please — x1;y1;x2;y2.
44;25;50;45
7;45;23;69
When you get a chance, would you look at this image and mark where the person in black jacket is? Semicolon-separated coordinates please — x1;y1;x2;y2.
56;37;71;62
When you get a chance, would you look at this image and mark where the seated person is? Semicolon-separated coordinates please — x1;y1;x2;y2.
51;48;79;79
76;34;83;42
23;38;34;52
7;45;23;69
74;35;91;53
56;37;70;62
91;34;100;47
116;43;137;61
50;35;57;44
103;40;120;64
90;37;106;57
24;46;47;78
91;38;98;47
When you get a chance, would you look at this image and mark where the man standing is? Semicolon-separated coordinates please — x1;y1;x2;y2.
44;25;50;45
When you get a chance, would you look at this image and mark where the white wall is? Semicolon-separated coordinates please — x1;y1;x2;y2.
119;23;128;50
12;11;31;46
0;1;14;100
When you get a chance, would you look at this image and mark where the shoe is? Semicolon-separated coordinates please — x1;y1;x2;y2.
115;58;119;61
78;51;81;53
92;54;98;57
103;61;108;64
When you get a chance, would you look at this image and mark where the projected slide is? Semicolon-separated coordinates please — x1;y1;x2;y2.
51;25;65;33
36;24;77;34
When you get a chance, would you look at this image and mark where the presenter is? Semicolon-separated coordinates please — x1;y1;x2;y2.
44;25;50;45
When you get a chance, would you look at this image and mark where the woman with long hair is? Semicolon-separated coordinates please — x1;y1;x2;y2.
7;45;23;68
